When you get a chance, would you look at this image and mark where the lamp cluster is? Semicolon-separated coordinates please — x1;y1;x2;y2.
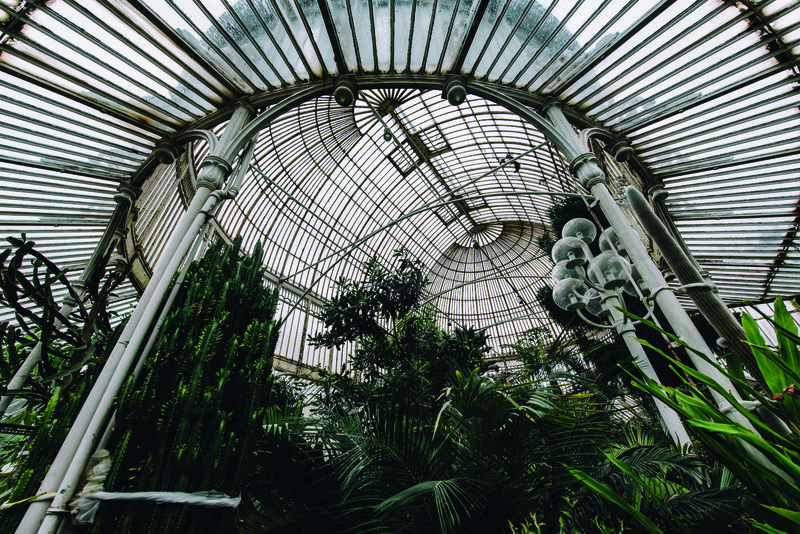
550;218;648;317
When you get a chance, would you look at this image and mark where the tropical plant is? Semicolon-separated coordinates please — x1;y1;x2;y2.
0;236;126;398
309;247;429;351
741;298;800;423
0;237;124;528
505;327;584;380
571;428;747;533
243;251;634;533
244;247;749;533
242;368;617;534
89;237;282;533
309;249;489;419
621;297;800;533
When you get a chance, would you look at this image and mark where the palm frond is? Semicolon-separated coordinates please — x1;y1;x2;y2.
603;445;704;488
662;486;746;527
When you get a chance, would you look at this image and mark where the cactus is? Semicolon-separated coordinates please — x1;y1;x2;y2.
0;237;124;530
90;237;281;533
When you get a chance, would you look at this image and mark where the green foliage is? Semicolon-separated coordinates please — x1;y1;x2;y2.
503;324;655;438
622;300;800;532
310;251;489;419
90;237;282;533
242;242;746;533
247;249;654;533
0;236;126;391
743;297;800;420
0;376;108;529
573;437;747;533
243;369;617;534
0;237;123;529
309;248;429;349
505;327;587;380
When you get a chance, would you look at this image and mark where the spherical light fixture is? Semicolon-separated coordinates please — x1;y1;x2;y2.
552;236;590;268
383;127;392;142
551;260;580;283
584;288;611;317
587;251;632;290
552;278;589;311
622;263;650;297
598;227;626;256
562;217;597;244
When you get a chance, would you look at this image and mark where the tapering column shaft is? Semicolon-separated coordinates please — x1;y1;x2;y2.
626;186;767;390
605;298;691;445
18;102;254;534
0;183;139;418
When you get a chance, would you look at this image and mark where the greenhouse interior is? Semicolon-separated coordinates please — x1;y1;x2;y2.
2;0;800;532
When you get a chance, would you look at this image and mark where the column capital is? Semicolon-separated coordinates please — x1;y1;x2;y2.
609;137;634;162
114;182;140;206
642;181;667;199
196;155;232;190
540;97;563;116
649;184;669;203
569;152;606;189
233;97;256;117
153;139;179;164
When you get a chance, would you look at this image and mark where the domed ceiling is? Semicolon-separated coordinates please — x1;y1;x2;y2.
1;0;799;369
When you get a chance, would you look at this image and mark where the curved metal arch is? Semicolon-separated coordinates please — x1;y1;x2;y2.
220;85;333;162
131;75;611;300
580;127;615;147
170;75;608;168
131;75;608;307
174;129;219;152
467;82;583;161
190;77;605;320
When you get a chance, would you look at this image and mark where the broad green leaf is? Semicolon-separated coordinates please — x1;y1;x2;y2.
671;390;720;421
743;314;784;393
774;297;800;378
750;521;790;534
686;420;800;481
638;347;787;441
570;468;665;534
760;504;800;525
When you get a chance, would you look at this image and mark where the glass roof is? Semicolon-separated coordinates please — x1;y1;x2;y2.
1;0;799;367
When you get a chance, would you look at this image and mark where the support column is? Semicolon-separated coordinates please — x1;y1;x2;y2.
626;186;767;390
0;181;140;418
18;101;255;534
605;295;691;446
542;101;790;480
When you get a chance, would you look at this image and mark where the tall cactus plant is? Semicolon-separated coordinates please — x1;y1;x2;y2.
0;237;123;530
91;237;281;533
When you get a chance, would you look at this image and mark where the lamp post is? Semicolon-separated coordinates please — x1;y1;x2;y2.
535;101;790;482
550;217;691;445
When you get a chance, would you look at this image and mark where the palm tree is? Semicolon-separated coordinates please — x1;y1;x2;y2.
240;249;745;533
571;427;747;533
242;367;621;533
